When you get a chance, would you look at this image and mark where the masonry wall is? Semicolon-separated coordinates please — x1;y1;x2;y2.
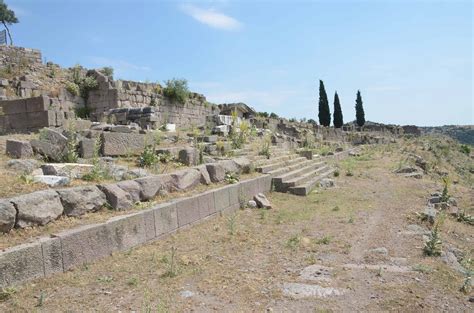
0;175;271;287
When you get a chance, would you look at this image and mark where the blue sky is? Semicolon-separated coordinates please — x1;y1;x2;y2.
5;0;473;126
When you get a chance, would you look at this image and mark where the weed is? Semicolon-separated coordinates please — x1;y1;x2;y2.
423;216;444;257
64;134;79;163
0;287;17;302
333;170;340;177
412;264;433;274
456;211;474;225
286;234;301;250
441;176;450;202
97;276;113;283
65;81;79;96
138;145;159;168
460;257;473;294
19;173;34;185
127;277;139;287
35;291;45;307
259;134;272;159
224;172;239;184
163;78;189;104
162;247;178;278
259;208;268;220
82;137;110;182
227;213;238;235
316;236;332;245
332;206;340;212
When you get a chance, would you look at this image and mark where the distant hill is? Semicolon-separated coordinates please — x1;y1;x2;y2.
420;125;474;145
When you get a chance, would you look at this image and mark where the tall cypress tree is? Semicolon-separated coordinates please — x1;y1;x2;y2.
333;91;343;128
318;80;331;126
355;90;365;127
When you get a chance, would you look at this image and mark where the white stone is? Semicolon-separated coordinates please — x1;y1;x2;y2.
33;175;70;187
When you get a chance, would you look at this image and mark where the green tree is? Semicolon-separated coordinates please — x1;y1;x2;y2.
163;78;189;104
318;80;331;126
0;1;18;45
333;91;343;128
355;90;365;127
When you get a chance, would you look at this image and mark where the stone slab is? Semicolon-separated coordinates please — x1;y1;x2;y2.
197;190;216;218
213;186;230;211
106;213;147;251
39;237;63;277
0;242;44;287
101;132;146;156
153;202;178;236
176;197;200;227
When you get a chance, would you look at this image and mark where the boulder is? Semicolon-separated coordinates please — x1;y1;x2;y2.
206;163;225;183
169;169;201;191
233;157;251;174
57;186;107;217
30;139;66;162
254;193;272;209
319;178;335;189
0;200;16;233
195;164;212;185
10;190;64;228
98;184;134;210
134;175;172;201
7;159;39;174
33;175;70;187
203;135;218;143
6;140;34;158
116;180;142;203
41;163;94;178
122;168;148;180
248;200;257;209
219;159;239;174
404;172;422;179
101;132;146;156
79;138;95;159
178;147;199;166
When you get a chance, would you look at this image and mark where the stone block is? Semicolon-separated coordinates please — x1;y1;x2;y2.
239;177;260;201
55;223;113;271
57;185;107;217
203;135;218;143
213;186;230;211
0;200;16;233
141;209;156;241
39;237;63;277
178;147;199;166
260;175;272;193
101;132;146;156
206;163;225;183
33;175;70;187
0;242;44;287
6;159;39;174
6;139;33;158
105;213;147;251
197;190;216;218
25;96;49;113
10;190;64;228
26;111;57;128
135;174;172;201
98;184;134;210
228;183;240;207
219;159;239;174
169;168;201;191
153;202;178;236
233;157;251;174
41;163;94;179
0;98;27;115
79;138;95;158
176;197;200;227
195;164;212;185
6;113;29;130
116;180;142;203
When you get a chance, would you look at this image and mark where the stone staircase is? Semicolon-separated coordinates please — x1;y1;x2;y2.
246;146;335;196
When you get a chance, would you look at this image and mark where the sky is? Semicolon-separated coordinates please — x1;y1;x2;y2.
4;0;473;126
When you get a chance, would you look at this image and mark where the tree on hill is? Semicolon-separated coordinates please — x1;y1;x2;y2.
0;1;18;46
355;90;365;127
333;91;343;128
318;80;331;126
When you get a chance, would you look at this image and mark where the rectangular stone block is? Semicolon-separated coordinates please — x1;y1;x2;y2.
26;110;56;128
6;112;29;130
153;202;178;236
228;184;240;207
26;96;49;112
39;237;63;277
176;197;201;227
141;209;156;241
0;98;27;115
106;213;147;251
101;132;146;156
260;175;273;193
197;190;216;218
239;177;260;201
55;223;113;271
0;242;44;287
213;186;230;211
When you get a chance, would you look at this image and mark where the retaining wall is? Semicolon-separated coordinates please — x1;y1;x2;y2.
0;175;271;288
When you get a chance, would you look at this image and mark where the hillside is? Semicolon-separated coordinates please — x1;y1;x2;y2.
421;125;474;145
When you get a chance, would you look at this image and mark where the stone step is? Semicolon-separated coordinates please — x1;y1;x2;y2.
288;168;335;196
267;158;316;177
272;161;325;191
257;156;308;174
278;165;329;192
254;153;299;167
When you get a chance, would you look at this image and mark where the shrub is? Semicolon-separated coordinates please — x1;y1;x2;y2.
80;76;98;98
65;82;80;96
224;172;239;184
423;216;444;257
138;145;159;168
63;135;79;163
163;78;189;104
100;66;114;77
259;134;272;159
269;112;279;119
460;144;471;154
75;106;91;119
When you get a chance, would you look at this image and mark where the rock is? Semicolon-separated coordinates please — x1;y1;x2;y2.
178;147;199;166
203;135;218;143
0;200;16;233
424;207;437;223
369;247;388;255
349;150;360;157
179;290;194;298
7;159;39;174
447;206;459;216
248;200;257;208
57;186;107;217
41;163;94;178
404;172;422;179
282;283;343;299
134;175;172;201
30;139;66;162
233;157;251;174
79;138;95;158
206;163;225;183
100;132;146;156
33;175;70;187
110;125;139;133
116;180;142;203
447;197;458;207
219;159;239;174
6;140;34;158
105;163;128;181
203;156;216;163
91;123;113;131
169;169;201;191
254;193;272;209
195;164;212;185
98;184;134;210
10;190;64;228
428;196;441;204
395;166;418;174
335;147;344;152
319;178;335;188
122;168;148;180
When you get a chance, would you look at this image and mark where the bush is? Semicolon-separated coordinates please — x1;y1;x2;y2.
65;82;80;96
80;76;98;98
460;144;471;154
269;112;279;119
138;145;159;168
75;106;91;119
163;79;189;104
100;66;114;77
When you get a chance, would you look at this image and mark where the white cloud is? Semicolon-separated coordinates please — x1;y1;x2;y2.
180;4;242;31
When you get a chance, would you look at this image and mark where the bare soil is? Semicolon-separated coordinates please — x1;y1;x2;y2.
0;145;472;312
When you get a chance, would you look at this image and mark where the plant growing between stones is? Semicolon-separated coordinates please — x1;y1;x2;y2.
227;213;238;235
440;176;450;202
224;172;239;184
423;215;444;257
82;136;110;182
286;234;301;250
259;134;272;159
63;134;79;163
162;246;178;278
460;257;472;294
138;145;159;168
163;78;189;104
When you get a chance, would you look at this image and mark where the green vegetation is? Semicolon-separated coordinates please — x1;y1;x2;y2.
460;144;471;154
355;90;365;127
224;172;239;184
70;65;99;99
63;134;79;163
82;137;111;182
318;80;331;127
99;66;114;78
65;81;80;96
333;91;343;128
138;145;159;168
440;176;450;202
161;247;178;278
163;78;189;104
0;0;19;45
423;216;444;257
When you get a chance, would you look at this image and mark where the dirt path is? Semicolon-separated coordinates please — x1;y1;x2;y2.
1;149;472;312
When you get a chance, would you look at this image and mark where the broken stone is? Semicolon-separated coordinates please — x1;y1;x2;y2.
41;163;94;178
169;169;201;191
122;168;148;180
0;200;16;233
395;166;418;174
319;178;335;188
57;185;106;217
195;164;212;185
232;157;251;174
33;175;70;187
101;132;146;156
178;147;199;166
6;140;34;158
424;207;437;223
78;138;95;158
248;200;257;209
404;172;422;179
98;184;134;210
10;190;64;228
7;159;39;174
116;180;142;203
299;264;333;282
282;283;343;299
206;163;225;183
254;193;272;209
369;247;388;255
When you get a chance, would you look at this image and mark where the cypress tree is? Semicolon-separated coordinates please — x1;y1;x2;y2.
355;90;365;127
333;91;343;128
318;80;331;126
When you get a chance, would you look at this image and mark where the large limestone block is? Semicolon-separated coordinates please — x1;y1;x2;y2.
178;147;199;166
0;242;44;287
134;175;172;201
57;185;107;217
169;169;201;191
10;190;64;228
101;132;146;156
153;202;178;236
206;163;225;183
98;184;134;210
105;213;148;251
42;163;94;179
6;139;34;158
